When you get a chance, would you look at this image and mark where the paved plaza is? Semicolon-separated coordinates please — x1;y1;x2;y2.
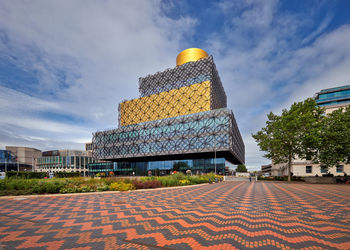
0;182;349;249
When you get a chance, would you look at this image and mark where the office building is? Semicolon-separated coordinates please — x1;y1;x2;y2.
36;150;94;176
315;85;350;108
92;48;245;175
4;146;41;171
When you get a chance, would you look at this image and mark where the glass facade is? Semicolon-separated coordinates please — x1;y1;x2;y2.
316;85;350;106
88;162;115;174
0;150;16;163
0;150;18;172
88;157;227;176
37;156;93;171
93;108;244;164
95;112;231;155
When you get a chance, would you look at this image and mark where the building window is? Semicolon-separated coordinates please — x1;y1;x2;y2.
321;166;327;174
336;165;344;173
306;166;312;173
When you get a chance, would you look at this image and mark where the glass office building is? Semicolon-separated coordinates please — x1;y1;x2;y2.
92;48;245;175
315;85;350;107
0;150;17;172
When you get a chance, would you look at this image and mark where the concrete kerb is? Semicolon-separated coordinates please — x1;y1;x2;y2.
0;183;210;200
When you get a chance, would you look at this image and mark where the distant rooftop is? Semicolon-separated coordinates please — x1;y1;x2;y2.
319;84;350;93
315;84;350;107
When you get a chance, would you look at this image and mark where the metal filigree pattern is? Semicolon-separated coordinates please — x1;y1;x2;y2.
138;56;227;107
93;109;244;164
119;81;212;126
93;53;245;165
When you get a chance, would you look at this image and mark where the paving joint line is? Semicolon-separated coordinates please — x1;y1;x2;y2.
0;213;39;224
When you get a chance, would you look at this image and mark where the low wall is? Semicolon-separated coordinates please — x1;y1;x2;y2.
304;177;336;184
224;176;252;182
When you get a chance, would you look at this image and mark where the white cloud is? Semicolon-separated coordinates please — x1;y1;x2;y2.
0;0;196;150
206;2;350;169
0;85;60;112
302;13;334;44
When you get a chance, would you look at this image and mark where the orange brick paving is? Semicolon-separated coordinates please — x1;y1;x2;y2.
0;182;349;249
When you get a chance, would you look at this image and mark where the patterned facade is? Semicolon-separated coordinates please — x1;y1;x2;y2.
93;49;244;173
119;80;212;126
138;56;226;106
94;108;244;164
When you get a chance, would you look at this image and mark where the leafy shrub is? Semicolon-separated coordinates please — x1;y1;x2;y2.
132;180;161;189
31;180;65;194
204;173;224;182
179;179;190;185
1;179;37;191
157;176;179;187
186;176;201;184
140;176;157;181
96;184;109;192
59;180;109;193
102;177;132;185
172;172;186;180
28;172;48;179
109;182;135;191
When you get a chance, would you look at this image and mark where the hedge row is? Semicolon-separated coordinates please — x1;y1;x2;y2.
55;172;80;178
6;171;48;179
5;171;80;179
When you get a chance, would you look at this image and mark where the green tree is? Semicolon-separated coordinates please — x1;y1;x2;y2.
318;106;350;170
236;164;248;172
252;98;324;181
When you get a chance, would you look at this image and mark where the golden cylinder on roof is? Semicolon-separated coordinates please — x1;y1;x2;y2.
176;48;208;66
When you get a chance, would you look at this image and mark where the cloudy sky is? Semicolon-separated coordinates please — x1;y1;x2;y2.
1;0;350;169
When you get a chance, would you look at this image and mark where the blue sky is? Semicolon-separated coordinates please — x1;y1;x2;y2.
1;0;350;170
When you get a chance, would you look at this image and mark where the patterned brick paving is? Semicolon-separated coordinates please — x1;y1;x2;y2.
0;182;349;249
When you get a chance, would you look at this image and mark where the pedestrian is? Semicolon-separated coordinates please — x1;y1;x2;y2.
249;176;252;182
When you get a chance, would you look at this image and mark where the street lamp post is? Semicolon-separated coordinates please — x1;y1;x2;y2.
214;132;217;175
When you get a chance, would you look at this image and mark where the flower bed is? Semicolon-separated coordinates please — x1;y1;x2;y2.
0;173;223;196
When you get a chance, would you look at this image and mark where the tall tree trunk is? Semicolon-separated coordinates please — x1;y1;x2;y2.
288;154;292;182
